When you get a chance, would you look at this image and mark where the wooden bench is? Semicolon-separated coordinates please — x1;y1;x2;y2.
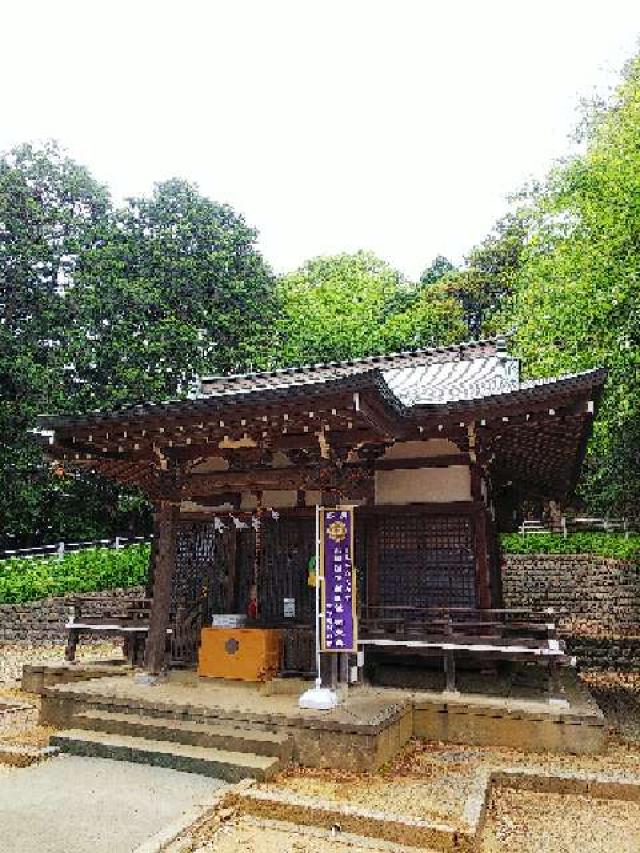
65;596;160;665
359;606;574;700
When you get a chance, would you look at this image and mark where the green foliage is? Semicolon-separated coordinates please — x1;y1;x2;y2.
69;178;277;410
419;255;456;286
440;211;530;338
274;251;466;366
492;55;640;516
0;144;276;547
500;532;640;561
0;142;121;547
0;544;151;604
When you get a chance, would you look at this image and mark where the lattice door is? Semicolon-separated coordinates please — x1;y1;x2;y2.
259;517;315;623
174;523;235;618
377;514;476;608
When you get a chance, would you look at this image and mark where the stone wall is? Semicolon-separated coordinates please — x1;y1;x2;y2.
0;587;146;643
501;554;640;669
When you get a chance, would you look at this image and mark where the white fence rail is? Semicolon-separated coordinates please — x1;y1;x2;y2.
518;517;636;538
0;535;152;561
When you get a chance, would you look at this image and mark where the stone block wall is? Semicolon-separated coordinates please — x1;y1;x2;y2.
0;586;146;642
501;554;640;669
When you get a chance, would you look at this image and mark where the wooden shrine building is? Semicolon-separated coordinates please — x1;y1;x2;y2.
36;338;606;679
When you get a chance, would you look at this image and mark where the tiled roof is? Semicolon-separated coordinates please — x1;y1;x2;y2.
199;338;500;398
199;338;523;407
384;354;520;405
35;337;606;431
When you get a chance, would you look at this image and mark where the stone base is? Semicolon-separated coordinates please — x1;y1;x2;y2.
413;701;605;754
22;660;130;695
39;668;605;772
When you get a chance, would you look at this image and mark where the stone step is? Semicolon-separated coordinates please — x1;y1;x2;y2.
73;709;292;760
50;729;281;781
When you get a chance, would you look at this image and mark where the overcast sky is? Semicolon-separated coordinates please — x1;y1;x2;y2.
2;1;640;279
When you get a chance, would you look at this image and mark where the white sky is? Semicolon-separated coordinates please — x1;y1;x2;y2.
2;1;640;280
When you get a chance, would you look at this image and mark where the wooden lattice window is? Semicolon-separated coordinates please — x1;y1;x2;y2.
377;513;476;608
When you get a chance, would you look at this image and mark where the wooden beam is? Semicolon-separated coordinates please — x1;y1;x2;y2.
185;469;305;494
375;454;469;471
144;500;179;675
354;391;397;438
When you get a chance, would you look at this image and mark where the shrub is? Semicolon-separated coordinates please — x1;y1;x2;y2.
0;543;150;604
500;532;640;561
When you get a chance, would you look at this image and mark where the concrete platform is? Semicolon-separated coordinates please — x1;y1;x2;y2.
38;668;606;770
0;754;222;853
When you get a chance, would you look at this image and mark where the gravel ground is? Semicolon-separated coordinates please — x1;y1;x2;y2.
0;641;121;747
483;789;640;852
581;670;640;742
1;643;639;852
0;640;122;686
265;763;478;825
170;814;425;853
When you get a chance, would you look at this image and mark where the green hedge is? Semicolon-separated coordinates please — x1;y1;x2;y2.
2;533;638;606
0;543;150;605
500;531;640;561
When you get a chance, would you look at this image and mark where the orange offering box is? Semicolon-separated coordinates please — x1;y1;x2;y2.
197;627;283;682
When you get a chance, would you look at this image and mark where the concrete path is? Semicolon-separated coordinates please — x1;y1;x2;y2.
0;755;224;853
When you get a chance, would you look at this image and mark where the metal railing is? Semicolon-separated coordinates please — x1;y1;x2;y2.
0;535;152;561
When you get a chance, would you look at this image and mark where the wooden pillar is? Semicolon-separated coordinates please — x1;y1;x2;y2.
145;511;161;598
226;528;238;611
474;507;492;609
144;500;180;675
470;451;492;609
366;518;379;611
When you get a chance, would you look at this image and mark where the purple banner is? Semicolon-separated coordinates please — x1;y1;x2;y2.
320;508;357;652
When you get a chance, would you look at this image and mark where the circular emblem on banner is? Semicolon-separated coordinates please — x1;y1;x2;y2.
327;520;348;542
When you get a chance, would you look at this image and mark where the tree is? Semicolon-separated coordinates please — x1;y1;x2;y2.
420;255;456;286
0;142;114;546
494;54;640;516
275;251;466;366
1;151;278;546
66;178;277;410
434;212;530;339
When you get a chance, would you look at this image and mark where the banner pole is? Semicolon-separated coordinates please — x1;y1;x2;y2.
315;504;321;689
298;503;337;710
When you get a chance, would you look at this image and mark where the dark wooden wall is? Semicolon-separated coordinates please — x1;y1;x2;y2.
170;505;500;669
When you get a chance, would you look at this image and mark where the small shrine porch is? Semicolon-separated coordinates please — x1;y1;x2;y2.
35;338;606;688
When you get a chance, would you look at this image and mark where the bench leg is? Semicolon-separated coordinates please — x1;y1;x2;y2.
123;636;134;665
444;651;457;693
548;661;567;705
65;629;79;663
